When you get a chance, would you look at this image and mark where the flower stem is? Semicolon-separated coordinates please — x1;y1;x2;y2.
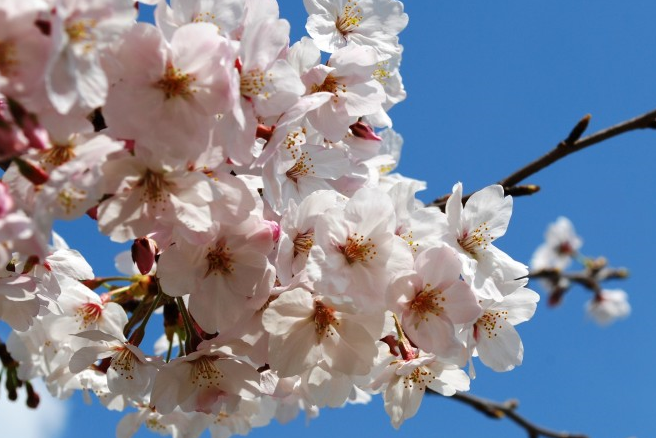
176;297;202;354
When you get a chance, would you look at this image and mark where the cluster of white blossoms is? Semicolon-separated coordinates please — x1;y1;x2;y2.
530;217;630;326
0;0;540;435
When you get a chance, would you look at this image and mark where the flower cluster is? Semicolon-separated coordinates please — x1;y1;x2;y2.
530;217;630;326
0;0;539;435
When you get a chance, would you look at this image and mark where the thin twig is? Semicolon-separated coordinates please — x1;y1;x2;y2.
431;108;656;208
436;390;589;438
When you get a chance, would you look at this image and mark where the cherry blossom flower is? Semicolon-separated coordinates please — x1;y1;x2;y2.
531;216;583;271
157;218;275;334
150;346;261;415
262;288;385;378
389;246;481;361
306;187;413;309
303;0;408;58
464;287;539;372
103;22;237;162
304;44;386;141
155;0;246;40
0;3;51;101
275;190;345;286
45;0;137;113
439;182;529;302
370;350;469;428
585;289;630;326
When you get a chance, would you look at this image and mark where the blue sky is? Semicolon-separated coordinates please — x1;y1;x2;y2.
4;1;656;437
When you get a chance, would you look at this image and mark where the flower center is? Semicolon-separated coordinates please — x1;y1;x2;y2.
312;74;345;95
410;284;446;320
314;300;337;341
373;61;391;85
474;310;509;340
192;11;221;31
66;18;98;53
190;356;224;388
156;62;195;99
240;68;272;98
285;151;314;182
339;233;376;264
457;222;493;255
57;187;87;215
403;366;435;391
110;347;137;380
205;240;233;277
66;18;97;42
293;229;314;257
335;0;363;36
43;144;76;166
138;169;170;204
75;302;103;330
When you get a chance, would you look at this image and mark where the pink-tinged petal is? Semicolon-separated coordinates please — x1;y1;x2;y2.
415;246;461;288
261;288;314;336
326;318;379;375
150;360;193;415
267;322;321;377
441;282;481;324
251;60;304;118
241;18;289;72
157;245;204;297
307;98;354;142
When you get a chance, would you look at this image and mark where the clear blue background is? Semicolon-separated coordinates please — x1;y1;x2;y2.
7;1;656;437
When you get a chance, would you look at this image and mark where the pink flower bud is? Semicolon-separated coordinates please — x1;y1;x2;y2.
350;121;382;141
131;237;159;275
264;220;280;242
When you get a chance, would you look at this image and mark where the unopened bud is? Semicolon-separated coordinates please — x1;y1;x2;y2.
263;220;280;242
21;255;40;275
131;237;158;275
13;157;49;185
350;121;382;141
256;124;275;142
25;381;40;409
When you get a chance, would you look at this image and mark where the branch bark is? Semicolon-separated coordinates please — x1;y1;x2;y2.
434;390;589;438
431;108;656;209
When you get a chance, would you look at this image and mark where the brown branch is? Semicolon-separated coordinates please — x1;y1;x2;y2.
436;391;589;438
528;263;628;306
431;108;656;209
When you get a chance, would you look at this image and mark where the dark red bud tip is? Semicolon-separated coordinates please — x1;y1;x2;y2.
86;204;99;220
548;289;566;307
34;19;51;35
26;382;40;409
81;278;106;290
131;237;158;275
350;121;382;141
14;157;49;185
256;124;274;142
263;220;280;242
380;335;400;356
